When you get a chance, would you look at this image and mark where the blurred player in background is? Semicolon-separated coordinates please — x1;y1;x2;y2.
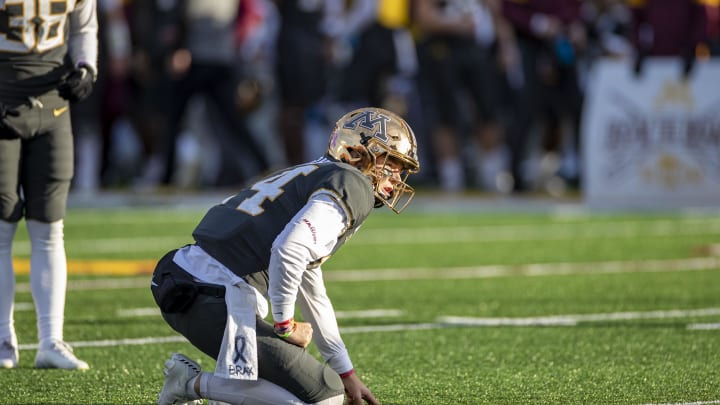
151;107;419;405
70;0;132;193
501;0;587;191
0;0;97;370
151;0;271;187
413;0;506;193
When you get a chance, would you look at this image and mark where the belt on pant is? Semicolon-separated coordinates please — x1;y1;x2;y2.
196;283;225;298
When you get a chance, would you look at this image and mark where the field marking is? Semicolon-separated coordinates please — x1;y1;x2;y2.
117;307;404;319
686;323;720;330
322;257;720;282
17;324;445;351
18;335;188;350
57;212;720;227
18;306;719;351
334;309;404;318
117;307;161;317
10;217;720;257
15;276;152;292
14;302;33;311
12;256;720;292
643;401;720;405
13;237;187;256
115;307;720;330
340;323;443;333
356;218;720;245
11;258;160;276
438;307;720;327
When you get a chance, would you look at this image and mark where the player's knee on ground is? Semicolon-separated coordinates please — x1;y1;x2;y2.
256;323;345;403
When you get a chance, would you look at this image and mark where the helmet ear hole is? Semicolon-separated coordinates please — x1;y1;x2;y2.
343;146;373;172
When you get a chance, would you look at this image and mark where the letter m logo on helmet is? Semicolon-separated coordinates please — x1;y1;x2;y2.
342;110;391;144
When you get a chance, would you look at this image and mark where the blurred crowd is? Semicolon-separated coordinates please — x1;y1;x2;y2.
72;0;720;195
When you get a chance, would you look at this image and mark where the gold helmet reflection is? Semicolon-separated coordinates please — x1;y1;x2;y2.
328;107;420;213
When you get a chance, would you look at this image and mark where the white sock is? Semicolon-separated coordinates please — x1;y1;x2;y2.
199;371;309;405
0;220;18;340
185;374;201;400
315;394;345;405
26;219;67;347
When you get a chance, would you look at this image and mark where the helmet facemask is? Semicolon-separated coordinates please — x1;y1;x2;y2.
364;141;417;213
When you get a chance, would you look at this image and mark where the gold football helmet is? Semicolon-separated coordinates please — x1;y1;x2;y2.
328;107;420;213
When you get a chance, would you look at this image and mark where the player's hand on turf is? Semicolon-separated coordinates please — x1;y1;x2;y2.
283;321;313;348
58;66;95;102
0;102;22;139
342;371;379;405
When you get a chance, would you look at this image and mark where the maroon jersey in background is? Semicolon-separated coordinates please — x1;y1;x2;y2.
501;0;583;41
628;0;707;56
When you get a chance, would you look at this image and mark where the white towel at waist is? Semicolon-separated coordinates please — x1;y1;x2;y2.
173;244;268;380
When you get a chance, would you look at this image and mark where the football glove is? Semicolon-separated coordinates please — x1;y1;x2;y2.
0;102;22;139
58;66;95;103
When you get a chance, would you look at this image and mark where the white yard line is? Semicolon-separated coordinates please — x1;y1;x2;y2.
686;323;720;330
322;257;720;282
355;218;720;245
117;307;161;317
13;302;33;311
117;307;404;319
438;307;720;327
18;335;188;350
11;218;720;255
642;401;720;405
19;306;719;351
63;211;720;227
16;277;151;292
13;256;720;293
334;309;404;318
13;236;188;255
340;323;443;333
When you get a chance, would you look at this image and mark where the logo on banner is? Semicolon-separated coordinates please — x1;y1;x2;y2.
602;81;720;188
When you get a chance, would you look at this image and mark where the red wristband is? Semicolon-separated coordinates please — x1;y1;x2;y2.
274;318;295;338
339;369;355;379
274;318;294;329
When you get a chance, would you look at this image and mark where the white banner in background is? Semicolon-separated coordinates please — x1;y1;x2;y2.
582;58;720;209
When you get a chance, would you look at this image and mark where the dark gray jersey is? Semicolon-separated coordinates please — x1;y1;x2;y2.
193;156;375;284
0;0;97;103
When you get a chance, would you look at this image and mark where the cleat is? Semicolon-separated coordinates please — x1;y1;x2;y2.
34;340;89;370
158;353;202;405
0;338;19;369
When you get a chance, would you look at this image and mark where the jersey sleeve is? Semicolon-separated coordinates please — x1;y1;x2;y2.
297;265;353;375
268;193;348;322
319;166;375;229
68;0;99;76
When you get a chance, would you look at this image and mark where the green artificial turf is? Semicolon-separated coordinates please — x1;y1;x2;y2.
2;206;718;404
